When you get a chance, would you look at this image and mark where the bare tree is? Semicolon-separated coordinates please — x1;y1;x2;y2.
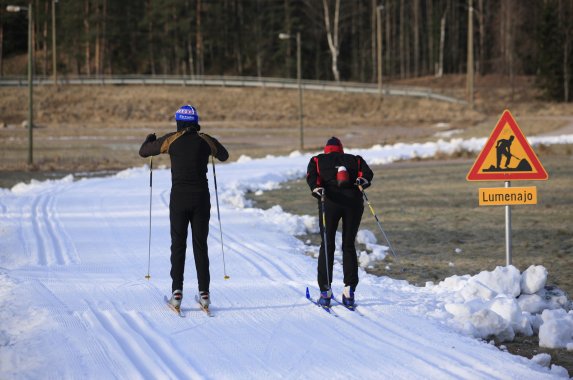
84;0;91;76
42;0;49;76
386;0;392;78
284;0;293;77
499;0;516;98
413;0;420;77
399;0;405;78
371;0;377;82
322;0;341;81
0;18;3;76
437;7;447;77
477;0;486;75
426;0;434;75
196;0;204;76
560;0;572;101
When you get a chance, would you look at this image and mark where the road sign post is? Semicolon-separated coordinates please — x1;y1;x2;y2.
505;181;512;266
467;110;548;266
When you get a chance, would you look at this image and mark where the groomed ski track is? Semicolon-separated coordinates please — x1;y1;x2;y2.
2;139;571;379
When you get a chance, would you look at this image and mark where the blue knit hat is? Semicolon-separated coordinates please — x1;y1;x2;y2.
175;105;199;123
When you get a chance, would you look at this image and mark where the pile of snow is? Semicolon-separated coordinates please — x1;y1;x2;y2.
356;229;389;268
427;265;572;349
539;309;573;350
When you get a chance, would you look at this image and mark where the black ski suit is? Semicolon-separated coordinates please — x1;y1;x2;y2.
306;152;373;292
139;127;228;294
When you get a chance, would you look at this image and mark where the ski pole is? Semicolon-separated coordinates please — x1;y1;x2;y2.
145;156;153;280
212;156;230;280
358;185;399;260
320;191;331;290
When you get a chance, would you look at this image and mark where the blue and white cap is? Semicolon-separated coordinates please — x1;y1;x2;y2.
175;105;199;123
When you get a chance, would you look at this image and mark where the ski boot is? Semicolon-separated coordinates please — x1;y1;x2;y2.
342;286;355;307
169;289;183;310
317;289;332;307
198;291;210;309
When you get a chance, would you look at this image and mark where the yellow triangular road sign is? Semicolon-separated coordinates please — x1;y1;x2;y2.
467;110;548;181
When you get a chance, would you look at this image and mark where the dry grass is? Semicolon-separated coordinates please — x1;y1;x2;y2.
1;75;572;173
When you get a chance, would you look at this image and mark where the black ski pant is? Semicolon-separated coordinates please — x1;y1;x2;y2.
169;189;211;294
317;197;363;292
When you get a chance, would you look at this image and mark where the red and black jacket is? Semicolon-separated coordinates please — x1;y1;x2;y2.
306;151;373;205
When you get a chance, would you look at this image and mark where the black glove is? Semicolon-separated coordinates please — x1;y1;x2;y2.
144;133;156;143
312;187;325;200
355;177;370;189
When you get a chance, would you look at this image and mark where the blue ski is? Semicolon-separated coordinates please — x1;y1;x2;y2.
305;287;338;316
331;296;355;311
331;295;364;316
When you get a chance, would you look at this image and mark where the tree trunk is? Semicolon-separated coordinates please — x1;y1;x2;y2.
399;0;406;78
234;0;243;75
560;0;571;102
147;0;156;75
95;0;101;76
322;0;341;82
426;0;434;75
565;36;570;102
477;0;485;75
102;0;107;75
386;0;392;78
42;0;49;76
186;0;194;78
371;0;377;82
0;20;3;76
413;0;420;77
196;0;204;76
172;5;181;75
501;0;515;98
84;0;91;76
255;0;263;78
284;0;292;77
437;9;446;77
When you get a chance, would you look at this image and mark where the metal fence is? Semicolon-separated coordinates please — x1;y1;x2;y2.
0;75;466;104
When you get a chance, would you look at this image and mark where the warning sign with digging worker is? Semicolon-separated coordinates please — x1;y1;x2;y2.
467;110;548;181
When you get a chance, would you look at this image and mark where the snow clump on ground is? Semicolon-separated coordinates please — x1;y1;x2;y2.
427;265;572;351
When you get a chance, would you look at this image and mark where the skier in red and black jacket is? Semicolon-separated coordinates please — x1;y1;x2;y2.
306;137;373;308
139;105;228;311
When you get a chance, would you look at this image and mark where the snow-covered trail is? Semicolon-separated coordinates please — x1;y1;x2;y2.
2;136;572;379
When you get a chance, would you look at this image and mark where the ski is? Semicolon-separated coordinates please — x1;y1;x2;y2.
331;295;364;316
195;295;215;317
305;287;338;316
164;295;185;318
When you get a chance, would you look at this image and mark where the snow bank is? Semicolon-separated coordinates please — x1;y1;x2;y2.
539;309;573;350
429;265;572;350
10;174;74;194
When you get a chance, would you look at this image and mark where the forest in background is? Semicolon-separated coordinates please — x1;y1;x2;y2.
0;0;572;102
